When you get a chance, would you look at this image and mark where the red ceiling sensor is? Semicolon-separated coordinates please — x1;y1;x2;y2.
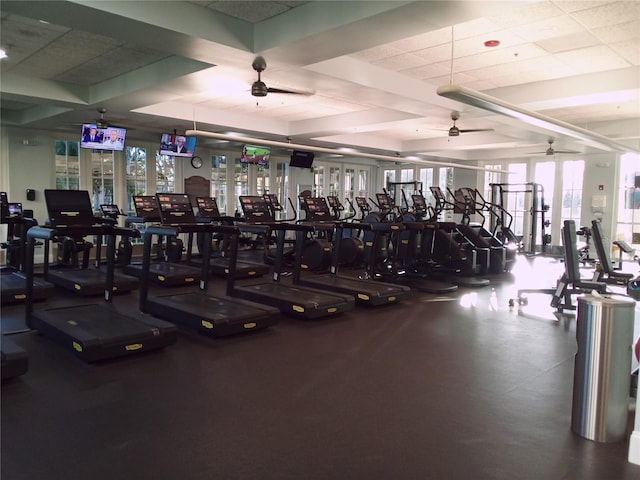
484;40;500;47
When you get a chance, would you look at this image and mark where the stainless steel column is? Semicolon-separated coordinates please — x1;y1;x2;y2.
571;293;636;442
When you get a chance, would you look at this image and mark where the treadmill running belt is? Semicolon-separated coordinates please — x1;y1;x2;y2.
145;292;280;335
235;283;355;319
298;275;409;305
31;303;177;362
47;269;139;295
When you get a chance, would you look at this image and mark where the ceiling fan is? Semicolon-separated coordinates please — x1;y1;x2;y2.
447;111;494;137
73;107;110;128
531;139;580;156
251;56;312;97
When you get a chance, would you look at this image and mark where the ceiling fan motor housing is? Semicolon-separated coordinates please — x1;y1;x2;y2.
251;81;268;97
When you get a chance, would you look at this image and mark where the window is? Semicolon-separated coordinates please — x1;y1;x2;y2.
616;153;640;246
419;167;434;208
211;155;227;214
234;160;249;214
329;167;340;197
255;163;270;196
483;165;502;202
312;165;325;197
384;169;396;192
55;140;80;190
272;161;290;215
126;147;147;214
343;167;356;217
560;160;584;225
400;168;414;183
156;154;175;193
91;150;114;214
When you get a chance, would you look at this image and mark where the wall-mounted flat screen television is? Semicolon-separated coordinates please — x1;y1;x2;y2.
241;144;270;165
80;124;127;151
159;133;197;157
289;150;315;168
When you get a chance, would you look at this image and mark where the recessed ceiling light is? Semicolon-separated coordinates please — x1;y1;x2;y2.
484;40;500;48
0;49;7;59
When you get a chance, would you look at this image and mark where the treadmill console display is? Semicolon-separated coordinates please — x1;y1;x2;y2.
45;190;96;226
239;196;273;223
8;203;22;217
156;194;196;224
133;196;161;221
100;204;120;218
195;197;220;218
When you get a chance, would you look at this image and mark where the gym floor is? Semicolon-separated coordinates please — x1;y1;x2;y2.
1;255;639;480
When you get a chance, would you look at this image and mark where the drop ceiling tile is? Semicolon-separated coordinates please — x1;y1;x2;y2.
554;1;613;13
412;43;453;64
454;31;527;58
464;78;500;91
372;52;429;70
556;44;632;72
430;70;479;87
454;17;504;39
470;55;576;83
571;1;640;29
535;30;602;54
454;43;547;72
490;1;567;29
400;63;451;80
351;44;405;62
386;27;452;52
511;13;586;43
609;39;640;65
592;19;640;43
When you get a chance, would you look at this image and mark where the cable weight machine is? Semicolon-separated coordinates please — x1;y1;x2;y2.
490;182;551;256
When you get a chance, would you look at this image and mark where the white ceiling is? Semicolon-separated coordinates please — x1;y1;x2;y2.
1;0;639;164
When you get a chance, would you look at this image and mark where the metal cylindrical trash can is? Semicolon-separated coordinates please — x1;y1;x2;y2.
571;293;636;442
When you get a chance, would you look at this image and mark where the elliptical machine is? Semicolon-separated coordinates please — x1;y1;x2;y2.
326;196;364;268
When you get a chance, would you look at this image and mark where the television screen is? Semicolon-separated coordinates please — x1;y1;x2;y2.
159;133;197;157
80;124;127;151
289;150;314;168
241;144;270;165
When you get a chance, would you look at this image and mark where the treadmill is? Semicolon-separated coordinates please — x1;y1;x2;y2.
1;336;28;380
24;196;177;362
189;196;269;279
232;196;355;320
1;194;54;304
41;190;139;296
124;195;203;287
139;193;279;336
292;196;411;306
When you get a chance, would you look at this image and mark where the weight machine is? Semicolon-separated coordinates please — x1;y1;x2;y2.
490;182;551;256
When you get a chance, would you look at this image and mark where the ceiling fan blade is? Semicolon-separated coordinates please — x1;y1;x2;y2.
267;87;312;95
458;128;494;133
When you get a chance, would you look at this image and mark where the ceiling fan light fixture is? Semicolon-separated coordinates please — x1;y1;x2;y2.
251;81;268;97
448;126;460;137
